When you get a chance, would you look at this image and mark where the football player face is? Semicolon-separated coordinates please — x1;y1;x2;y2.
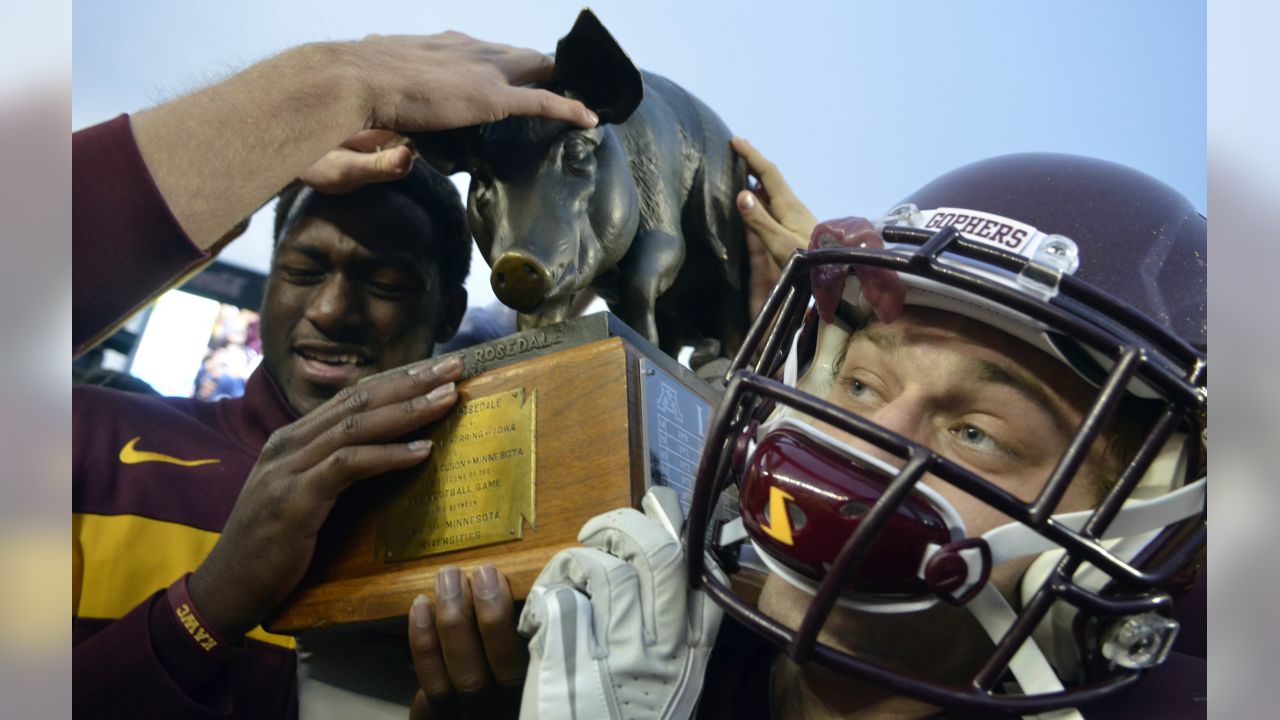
757;306;1118;677
815;306;1110;540
260;204;443;417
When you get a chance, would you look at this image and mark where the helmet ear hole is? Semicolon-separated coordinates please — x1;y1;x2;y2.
839;501;871;518
763;497;809;532
789;504;808;531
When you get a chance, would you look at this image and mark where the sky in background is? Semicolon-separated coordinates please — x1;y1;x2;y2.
72;0;1206;308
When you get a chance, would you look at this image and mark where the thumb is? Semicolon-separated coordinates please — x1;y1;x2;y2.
407;594;453;702
340;128;408;152
640;486;684;541
348;145;414;184
737;189;805;267
300;145;414;194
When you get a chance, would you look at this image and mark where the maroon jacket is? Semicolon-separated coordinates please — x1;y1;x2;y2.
73;115;300;718
72;115;212;356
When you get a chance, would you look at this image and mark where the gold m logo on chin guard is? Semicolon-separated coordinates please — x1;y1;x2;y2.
760;486;798;546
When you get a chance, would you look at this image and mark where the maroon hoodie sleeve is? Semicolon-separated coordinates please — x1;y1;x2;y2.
72;114;208;355
73;584;236;718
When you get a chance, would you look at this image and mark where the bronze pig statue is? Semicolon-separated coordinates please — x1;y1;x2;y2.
413;10;747;361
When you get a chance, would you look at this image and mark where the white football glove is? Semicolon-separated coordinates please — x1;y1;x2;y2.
517;487;724;720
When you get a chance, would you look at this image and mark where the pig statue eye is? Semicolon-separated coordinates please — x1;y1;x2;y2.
562;136;596;175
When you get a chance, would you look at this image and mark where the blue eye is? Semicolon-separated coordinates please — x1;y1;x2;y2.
838;376;880;406
955;424;1000;453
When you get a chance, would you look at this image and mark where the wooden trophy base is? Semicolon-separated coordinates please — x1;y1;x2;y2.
268;332;711;633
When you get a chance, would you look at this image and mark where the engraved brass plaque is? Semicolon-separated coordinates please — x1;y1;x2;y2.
376;388;536;561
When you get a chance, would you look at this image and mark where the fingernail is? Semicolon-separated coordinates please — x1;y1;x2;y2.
412;594;433;629
407;439;433;453
425;382;455;404
437;566;461;600
406;358;434;375
585;110;599;126
471;565;499;601
739;191;757;211
433;355;464;376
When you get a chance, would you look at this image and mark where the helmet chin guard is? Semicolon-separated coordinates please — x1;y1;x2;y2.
735;416;968;613
683;160;1207;715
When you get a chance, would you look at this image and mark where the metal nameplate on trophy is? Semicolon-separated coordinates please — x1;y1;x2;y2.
377;387;538;562
267;313;722;633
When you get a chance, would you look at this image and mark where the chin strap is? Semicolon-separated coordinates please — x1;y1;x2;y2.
715;519;1082;719
716;477;1205;717
966;584;1083;720
918;478;1206;604
925;478;1204;720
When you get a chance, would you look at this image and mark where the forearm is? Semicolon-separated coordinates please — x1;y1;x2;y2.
74;589;232;718
72;116;210;354
131;42;369;250
126;31;594;252
74;583;298;719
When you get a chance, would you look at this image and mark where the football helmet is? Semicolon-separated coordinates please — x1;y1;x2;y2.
685;153;1206;714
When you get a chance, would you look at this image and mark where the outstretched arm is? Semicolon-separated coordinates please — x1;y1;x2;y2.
130;32;598;251
72;31;597;355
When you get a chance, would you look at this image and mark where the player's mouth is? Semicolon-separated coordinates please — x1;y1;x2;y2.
292;343;373;386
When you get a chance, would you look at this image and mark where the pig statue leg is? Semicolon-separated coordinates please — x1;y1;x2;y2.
619;228;684;353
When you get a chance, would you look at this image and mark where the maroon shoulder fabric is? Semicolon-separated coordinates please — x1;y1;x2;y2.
73;367;299;718
73;588;297;719
72;114;305;717
72;114;207;354
72;368;293;531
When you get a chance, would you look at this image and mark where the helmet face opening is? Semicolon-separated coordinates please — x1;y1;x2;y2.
684;155;1206;714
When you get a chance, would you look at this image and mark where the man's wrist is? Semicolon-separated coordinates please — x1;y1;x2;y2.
286;41;379;132
167;573;244;661
187;566;253;643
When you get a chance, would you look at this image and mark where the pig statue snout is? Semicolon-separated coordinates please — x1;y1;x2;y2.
491;251;553;314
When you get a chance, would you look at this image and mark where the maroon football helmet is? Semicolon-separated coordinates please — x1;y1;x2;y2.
685;153;1207;714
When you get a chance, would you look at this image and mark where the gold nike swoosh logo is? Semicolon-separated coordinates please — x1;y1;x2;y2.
118;437;220;467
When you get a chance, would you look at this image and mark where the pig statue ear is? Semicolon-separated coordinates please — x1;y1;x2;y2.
407;126;479;176
407;8;640;167
550;9;644;125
